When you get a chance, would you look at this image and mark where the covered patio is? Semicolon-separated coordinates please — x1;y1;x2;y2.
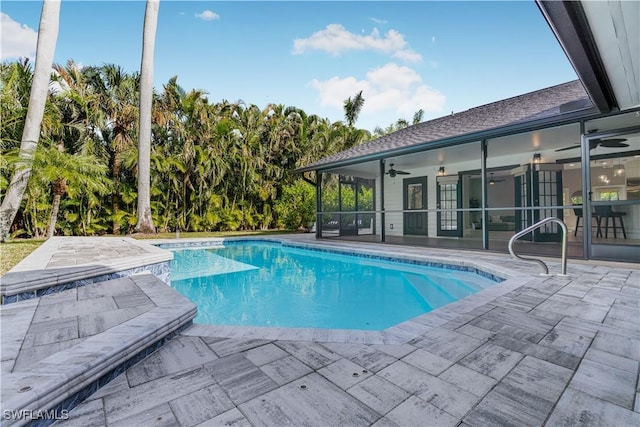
297;0;640;264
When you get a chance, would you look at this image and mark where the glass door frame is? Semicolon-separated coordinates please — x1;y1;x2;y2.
583;125;640;262
436;174;463;237
403;176;428;235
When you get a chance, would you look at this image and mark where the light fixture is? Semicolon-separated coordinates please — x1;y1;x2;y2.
614;163;625;176
532;153;541;164
599;174;610;184
438;166;445;177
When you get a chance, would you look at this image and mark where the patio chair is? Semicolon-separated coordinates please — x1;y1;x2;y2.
594;205;627;239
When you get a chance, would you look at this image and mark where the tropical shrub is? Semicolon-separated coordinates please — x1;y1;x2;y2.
275;180;316;230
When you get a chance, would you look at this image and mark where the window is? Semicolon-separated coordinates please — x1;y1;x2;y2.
599;190;619;201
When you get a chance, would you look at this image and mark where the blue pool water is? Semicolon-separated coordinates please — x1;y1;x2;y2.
170;242;499;330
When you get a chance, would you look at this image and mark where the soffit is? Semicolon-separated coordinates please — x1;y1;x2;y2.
580;0;640;111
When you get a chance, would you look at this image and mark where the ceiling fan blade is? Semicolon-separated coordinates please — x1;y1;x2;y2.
599;140;629;148
555;140;601;151
555;145;581;152
386;164;410;176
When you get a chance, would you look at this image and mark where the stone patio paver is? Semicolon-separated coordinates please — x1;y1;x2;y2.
194;407;252;427
168;384;235;426
259;355;313;386
203;353;279;405
437;363;497;397
385;395;458;427
569;358;637;409
401;348;453;375
346;375;410;416
1;234;639;426
239;373;379;427
545;387;640;426
102;366;217;424
125;336;218;387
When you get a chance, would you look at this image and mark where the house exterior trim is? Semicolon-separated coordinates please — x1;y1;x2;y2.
536;0;618;113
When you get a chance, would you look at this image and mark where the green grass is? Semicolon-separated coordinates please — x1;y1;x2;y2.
0;239;44;275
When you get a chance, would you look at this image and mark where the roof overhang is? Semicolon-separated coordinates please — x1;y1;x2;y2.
537;0;640;113
296;106;600;174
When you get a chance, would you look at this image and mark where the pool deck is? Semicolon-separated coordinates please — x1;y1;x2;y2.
1;234;639;426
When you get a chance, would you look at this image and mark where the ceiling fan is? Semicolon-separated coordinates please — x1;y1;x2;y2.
555;134;629;152
385;164;410;178
488;173;504;185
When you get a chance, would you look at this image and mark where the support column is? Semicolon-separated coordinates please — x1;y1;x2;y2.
380;159;386;242
481;140;489;250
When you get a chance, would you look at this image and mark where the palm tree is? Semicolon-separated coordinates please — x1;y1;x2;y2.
134;0;159;234
85;64;139;234
373;109;425;137
0;60;34;152
343;90;364;128
52;61;105;158
0;0;61;241
412;109;424;125
34;144;111;238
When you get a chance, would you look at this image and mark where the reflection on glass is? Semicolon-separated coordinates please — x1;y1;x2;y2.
590;152;639;201
408;184;422;209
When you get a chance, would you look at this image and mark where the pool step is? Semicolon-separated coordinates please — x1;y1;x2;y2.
403;272;486;310
171;248;257;281
0;274;196;427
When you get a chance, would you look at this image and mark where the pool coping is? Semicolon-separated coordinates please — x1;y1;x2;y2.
1;237;172;304
154;236;541;344
1;273;197;427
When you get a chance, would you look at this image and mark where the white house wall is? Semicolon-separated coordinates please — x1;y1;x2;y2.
379;157;481;237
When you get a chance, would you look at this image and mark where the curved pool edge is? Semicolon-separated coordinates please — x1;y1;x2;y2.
153;235;543;344
179;275;534;345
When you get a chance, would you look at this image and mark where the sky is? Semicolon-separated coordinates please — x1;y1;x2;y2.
1;1;578;132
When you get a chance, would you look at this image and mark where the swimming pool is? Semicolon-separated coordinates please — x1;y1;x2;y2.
170;241;500;330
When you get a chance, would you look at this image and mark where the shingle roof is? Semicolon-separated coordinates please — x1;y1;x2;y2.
297;80;595;172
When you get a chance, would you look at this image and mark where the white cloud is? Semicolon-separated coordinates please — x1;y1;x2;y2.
1;13;37;60
370;17;388;25
195;10;219;21
293;24;422;62
309;63;445;123
310;76;371;108
392;49;422;63
366;63;421;90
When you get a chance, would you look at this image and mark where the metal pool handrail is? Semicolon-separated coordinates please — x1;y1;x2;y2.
508;217;568;276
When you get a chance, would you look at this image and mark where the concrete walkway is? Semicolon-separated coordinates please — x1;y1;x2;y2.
1;235;638;426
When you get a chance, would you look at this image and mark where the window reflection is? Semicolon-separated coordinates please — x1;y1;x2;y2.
407;184;423;210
